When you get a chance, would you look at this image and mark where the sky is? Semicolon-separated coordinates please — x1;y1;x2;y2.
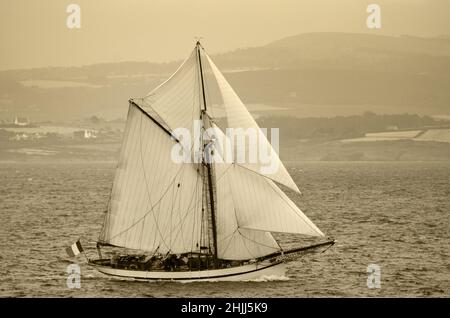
0;0;449;70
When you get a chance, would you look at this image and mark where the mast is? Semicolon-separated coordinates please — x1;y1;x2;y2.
196;41;218;265
197;42;208;112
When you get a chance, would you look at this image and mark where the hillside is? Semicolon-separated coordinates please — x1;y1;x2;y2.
1;32;449;121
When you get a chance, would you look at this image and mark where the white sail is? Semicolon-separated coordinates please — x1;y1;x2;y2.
214;154;281;260
205;53;300;193
210;124;323;260
217;162;324;236
217;164;323;236
99;103;204;254
139;48;201;145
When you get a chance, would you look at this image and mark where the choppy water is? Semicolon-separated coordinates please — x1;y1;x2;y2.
0;161;449;297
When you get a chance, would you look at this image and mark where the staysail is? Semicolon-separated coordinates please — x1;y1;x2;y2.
210;124;323;260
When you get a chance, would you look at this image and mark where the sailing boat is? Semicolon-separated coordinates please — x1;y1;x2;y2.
88;41;334;281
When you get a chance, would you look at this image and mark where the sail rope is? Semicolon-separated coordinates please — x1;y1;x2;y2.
136;112;157;250
237;229;281;251
216;228;239;258
263;176;321;235
106;152;183;245
239;229;258;260
233;162;295;192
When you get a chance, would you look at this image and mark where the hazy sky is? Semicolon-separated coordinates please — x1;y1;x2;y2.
0;0;449;70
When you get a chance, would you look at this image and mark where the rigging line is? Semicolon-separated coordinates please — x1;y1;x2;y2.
224;172;247;249
219;163;250;249
157;170;205;250
98;187;112;241
192;173;202;253
225;174;277;256
139;98;202;179
173;171;198;251
237;229;281;250
169;173;202;246
216;228;239;243
137;114;152;250
207;168;212;255
264;177;322;235
213;169;240;257
201;166;206;249
190;178;197;254
172;171;183;250
200;167;207;250
170;176;203;229
99;164;115;240
168;173;177;251
229;172;241;228
234;162;298;192
139;165;203;251
144;103;170;250
107;148;186;245
147;118;175;250
237;228;259;260
167;164;190;250
217;228;240;257
214;163;233;182
138;114;180;251
138;111;173;250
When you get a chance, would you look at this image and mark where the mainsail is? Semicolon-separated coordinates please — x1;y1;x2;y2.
98;103;204;254
99;42;325;261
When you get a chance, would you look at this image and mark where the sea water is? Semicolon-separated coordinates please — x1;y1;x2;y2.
0;161;448;297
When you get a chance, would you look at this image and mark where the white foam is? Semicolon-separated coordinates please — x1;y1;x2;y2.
250;275;290;282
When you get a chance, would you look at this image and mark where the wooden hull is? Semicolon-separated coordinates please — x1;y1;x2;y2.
89;240;335;282
89;260;287;282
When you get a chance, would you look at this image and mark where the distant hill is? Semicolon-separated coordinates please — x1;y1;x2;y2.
1;32;449;121
214;33;450;70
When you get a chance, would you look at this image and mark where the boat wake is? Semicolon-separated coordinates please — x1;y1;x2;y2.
174;274;290;284
248;275;290;282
